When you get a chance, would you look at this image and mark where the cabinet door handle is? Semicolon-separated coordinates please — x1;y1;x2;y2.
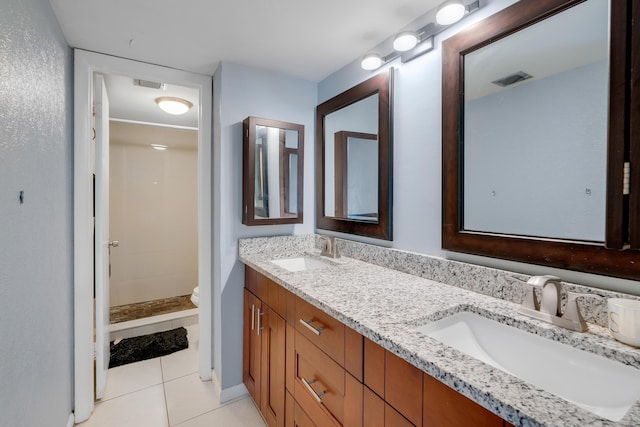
299;318;324;336
301;377;326;404
257;309;265;336
251;304;255;331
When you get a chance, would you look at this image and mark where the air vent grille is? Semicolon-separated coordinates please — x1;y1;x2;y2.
492;71;533;87
133;79;164;90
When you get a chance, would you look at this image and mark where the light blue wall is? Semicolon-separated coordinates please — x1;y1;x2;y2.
0;0;74;425
317;0;640;295
212;62;317;389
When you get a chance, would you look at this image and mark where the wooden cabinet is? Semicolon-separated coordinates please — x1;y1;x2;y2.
423;374;503;427
244;266;512;427
243;268;287;427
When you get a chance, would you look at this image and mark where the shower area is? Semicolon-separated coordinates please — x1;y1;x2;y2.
108;120;199;338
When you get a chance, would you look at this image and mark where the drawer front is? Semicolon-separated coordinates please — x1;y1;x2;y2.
293;331;345;426
286;391;317;427
295;297;345;365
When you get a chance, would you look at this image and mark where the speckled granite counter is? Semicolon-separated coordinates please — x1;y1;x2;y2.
239;235;640;427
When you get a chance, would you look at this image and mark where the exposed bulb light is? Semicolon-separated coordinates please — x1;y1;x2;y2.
361;53;384;71
151;144;168;151
155;97;193;115
436;0;466;26
393;31;418;52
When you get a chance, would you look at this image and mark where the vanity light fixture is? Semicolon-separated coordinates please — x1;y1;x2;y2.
151;144;168;151
360;0;481;71
393;31;419;52
436;0;467;26
155;96;193;115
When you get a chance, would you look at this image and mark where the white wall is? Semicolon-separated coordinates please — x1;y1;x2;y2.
0;0;74;425
213;62;317;389
110;123;198;306
317;0;640;295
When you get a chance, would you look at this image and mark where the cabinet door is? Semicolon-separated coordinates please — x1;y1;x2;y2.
243;290;262;406
261;306;286;427
423;374;503;427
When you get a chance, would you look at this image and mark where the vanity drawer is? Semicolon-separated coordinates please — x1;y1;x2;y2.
295;297;345;365
293;331;362;427
286;391;316;427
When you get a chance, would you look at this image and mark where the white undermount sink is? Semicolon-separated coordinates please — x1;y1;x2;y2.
413;312;640;422
270;256;331;272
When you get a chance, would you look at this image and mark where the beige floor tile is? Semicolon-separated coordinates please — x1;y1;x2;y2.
164;372;221;426
161;347;199;382
174;397;266;427
103;358;163;401
77;384;168;427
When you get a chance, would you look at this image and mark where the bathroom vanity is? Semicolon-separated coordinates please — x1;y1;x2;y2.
239;235;640;427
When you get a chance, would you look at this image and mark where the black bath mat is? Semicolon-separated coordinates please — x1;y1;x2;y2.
109;327;188;368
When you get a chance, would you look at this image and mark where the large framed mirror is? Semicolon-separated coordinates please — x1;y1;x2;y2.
442;0;640;280
316;69;393;240
242;116;304;225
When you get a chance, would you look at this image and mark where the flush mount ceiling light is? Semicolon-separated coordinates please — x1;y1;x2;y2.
436;0;467;26
151;144;168;151
155;97;193;115
360;1;479;70
361;53;384;71
393;31;418;52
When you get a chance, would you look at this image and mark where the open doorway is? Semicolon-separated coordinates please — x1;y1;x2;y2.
73;50;212;423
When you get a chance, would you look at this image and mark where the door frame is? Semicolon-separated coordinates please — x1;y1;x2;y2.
73;49;213;422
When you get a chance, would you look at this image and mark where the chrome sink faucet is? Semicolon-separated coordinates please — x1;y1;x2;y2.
516;275;601;332
319;235;340;259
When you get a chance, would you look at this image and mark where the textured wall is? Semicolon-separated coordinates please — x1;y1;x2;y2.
0;0;74;425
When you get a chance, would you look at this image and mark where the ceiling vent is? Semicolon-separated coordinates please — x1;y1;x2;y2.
492;71;533;87
133;78;164;90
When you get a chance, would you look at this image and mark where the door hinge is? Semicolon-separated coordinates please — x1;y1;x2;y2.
623;162;630;195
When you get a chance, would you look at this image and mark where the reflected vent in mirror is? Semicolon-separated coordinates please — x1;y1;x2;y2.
492;71;533;87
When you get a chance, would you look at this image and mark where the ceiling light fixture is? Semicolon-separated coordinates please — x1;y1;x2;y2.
360;0;480;71
436;0;467;26
155;97;193;115
151;144;168;151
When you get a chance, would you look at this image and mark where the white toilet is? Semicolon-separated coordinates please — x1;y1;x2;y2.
190;286;199;307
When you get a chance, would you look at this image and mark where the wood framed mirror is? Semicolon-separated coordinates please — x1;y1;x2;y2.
442;0;640;280
242;116;304;225
316;69;394;240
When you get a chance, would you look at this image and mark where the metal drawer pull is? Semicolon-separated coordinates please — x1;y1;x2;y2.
299;318;324;336
257;309;265;336
301;377;326;404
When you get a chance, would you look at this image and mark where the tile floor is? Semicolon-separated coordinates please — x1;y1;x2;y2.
77;324;266;427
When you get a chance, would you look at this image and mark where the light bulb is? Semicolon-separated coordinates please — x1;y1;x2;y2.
393;32;418;52
361;53;383;71
436;0;466;26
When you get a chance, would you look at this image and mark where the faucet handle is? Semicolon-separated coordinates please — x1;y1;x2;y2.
561;292;603;332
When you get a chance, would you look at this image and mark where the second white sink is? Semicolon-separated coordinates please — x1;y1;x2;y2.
270;256;331;272
413;311;640;422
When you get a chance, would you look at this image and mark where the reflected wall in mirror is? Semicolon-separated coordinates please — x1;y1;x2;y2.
442;0;640;280
316;69;393;240
242;116;304;225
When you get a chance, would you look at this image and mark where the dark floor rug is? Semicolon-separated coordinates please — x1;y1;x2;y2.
109;327;188;368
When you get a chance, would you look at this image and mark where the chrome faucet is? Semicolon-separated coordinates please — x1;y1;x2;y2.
516;275;601;332
319;235;340;259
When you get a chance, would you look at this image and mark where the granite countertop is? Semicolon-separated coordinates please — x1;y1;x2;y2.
239;240;640;427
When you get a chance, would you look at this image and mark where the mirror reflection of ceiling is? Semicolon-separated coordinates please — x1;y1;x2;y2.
465;0;608;100
104;74;199;129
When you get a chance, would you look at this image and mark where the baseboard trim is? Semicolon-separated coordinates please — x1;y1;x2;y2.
211;371;249;404
66;413;75;427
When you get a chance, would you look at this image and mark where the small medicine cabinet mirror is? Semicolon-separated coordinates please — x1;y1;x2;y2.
242;116;304;225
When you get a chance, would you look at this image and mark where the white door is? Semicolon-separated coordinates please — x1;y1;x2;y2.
94;73;111;399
